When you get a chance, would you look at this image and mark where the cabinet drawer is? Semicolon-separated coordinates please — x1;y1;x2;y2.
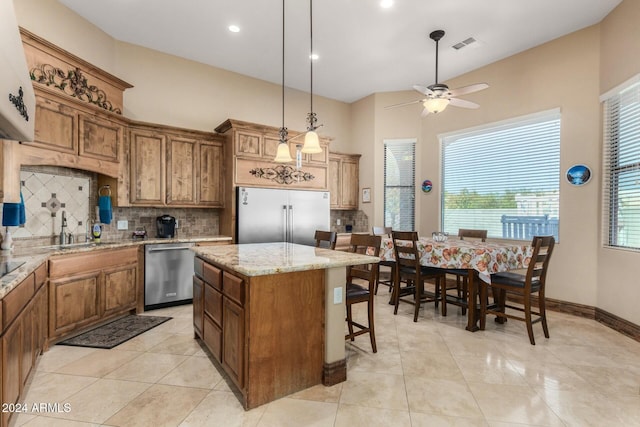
203;263;222;290
204;284;222;326
203;314;222;362
3;273;35;330
34;263;47;290
194;257;203;279
223;272;244;306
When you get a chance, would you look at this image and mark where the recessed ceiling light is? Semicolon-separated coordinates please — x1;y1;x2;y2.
228;25;240;33
310;53;319;61
380;0;393;9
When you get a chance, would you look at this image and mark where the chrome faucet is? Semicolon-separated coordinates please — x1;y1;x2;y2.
59;211;67;245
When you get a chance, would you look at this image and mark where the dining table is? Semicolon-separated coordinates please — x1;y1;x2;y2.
377;236;533;331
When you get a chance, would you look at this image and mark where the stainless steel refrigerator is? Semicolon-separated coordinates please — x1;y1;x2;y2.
237;186;330;246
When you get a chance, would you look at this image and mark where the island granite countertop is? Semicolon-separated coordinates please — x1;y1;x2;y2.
192;242;380;277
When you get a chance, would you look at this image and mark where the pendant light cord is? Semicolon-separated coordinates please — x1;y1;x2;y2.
309;0;313;115
281;0;285;132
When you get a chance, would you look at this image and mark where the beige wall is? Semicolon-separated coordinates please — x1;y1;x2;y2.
14;0;640;324
597;0;640;324
14;0;352;149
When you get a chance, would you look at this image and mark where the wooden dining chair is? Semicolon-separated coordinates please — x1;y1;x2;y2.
345;234;381;352
314;230;337;250
371;226;394;294
391;231;446;322
479;235;555;345
443;229;488;316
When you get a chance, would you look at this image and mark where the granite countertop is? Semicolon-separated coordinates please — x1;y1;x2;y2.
192;242;380;277
0;235;233;299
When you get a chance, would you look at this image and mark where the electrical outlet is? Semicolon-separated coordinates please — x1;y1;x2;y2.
175;219;179;228
336;219;341;226
333;287;343;304
117;220;128;230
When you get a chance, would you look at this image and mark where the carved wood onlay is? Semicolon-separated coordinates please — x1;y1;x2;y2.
249;165;315;185
30;64;122;114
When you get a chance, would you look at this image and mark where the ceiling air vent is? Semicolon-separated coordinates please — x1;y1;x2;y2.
452;37;477;50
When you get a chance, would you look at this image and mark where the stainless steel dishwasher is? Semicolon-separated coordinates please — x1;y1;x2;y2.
144;242;195;309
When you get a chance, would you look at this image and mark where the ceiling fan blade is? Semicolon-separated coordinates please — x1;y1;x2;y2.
412;85;434;96
448;83;489;97
449;97;480;109
385;99;424;109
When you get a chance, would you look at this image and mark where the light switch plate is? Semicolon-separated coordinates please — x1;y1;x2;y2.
333;287;343;304
117;220;128;230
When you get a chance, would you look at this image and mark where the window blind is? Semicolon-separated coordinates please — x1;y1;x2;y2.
441;111;561;241
602;78;640;250
384;140;415;231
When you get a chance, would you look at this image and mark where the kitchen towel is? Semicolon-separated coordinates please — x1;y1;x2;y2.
1;202;20;226
99;195;112;224
19;191;25;225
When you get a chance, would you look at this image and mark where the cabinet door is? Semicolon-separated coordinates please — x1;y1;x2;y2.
49;272;101;339
130;129;166;205
340;158;359;209
328;156;341;208
222;297;245;388
78;114;123;162
167;136;197;205
33;285;48;361
29;94;78;154
21;303;33;388
198;141;224;207
2;317;22;423
203;314;222;363
102;263;137;317
193;276;204;338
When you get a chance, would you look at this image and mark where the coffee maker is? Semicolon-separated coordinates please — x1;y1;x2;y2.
156;215;176;238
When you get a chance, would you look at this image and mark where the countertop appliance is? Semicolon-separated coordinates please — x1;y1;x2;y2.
144;242;194;309
156;215;176;238
237;187;330;246
0;0;35;142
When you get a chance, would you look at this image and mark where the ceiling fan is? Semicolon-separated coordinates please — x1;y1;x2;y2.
386;29;489;117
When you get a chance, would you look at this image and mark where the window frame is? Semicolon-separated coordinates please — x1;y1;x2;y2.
383;139;416;231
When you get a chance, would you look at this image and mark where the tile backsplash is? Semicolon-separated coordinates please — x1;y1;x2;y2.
330;210;369;233
3;166;220;249
16;168;91;241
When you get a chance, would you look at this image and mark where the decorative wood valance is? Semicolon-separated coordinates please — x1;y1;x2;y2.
20;27;132;115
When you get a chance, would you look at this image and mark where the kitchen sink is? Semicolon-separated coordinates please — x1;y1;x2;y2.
43;242;98;251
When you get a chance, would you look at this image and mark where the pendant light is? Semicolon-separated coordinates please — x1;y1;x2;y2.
301;0;323;154
274;0;293;163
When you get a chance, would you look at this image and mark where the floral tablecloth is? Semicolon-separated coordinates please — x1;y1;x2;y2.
378;237;532;282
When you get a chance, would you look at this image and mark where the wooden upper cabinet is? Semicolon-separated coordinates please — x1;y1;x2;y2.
79;114;123;163
167;136;197;205
130;128;166;205
329;152;360;210
31;93;77;154
199;141;224;207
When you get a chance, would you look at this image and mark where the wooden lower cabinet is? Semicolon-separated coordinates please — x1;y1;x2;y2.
48;247;139;342
222;297;244;388
193;257;325;409
1;263;48;427
193;276;204;337
49;271;101;337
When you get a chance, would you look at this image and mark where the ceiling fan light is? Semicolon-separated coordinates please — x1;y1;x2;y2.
301;130;322;154
423;98;450;114
274;141;293;162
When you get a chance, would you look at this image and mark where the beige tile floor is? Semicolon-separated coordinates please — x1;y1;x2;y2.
12;291;640;427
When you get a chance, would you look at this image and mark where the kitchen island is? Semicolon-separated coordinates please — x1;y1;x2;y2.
191;242;379;409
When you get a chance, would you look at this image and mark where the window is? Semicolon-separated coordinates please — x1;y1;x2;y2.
441;111;561;241
384;139;415;230
602;76;640;250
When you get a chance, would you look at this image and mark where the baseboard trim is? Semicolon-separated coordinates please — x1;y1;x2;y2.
505;294;640;343
323;359;347;386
